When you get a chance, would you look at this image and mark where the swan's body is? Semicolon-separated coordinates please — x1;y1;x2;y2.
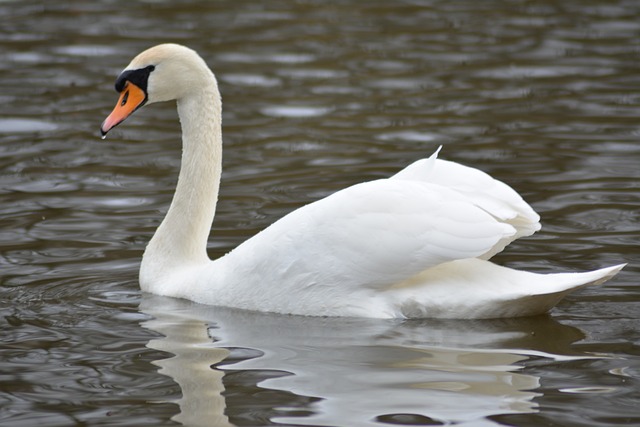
101;44;624;319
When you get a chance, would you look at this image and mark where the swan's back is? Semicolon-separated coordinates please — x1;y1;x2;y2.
175;149;621;319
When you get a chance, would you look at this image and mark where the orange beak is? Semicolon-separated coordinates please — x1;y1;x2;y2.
100;82;147;137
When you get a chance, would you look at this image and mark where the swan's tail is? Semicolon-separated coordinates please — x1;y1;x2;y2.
494;263;626;318
389;260;626;319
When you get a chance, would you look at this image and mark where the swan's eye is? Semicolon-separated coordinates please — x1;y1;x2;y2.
121;90;129;106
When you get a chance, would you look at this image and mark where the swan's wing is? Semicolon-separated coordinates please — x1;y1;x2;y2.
230;178;516;292
392;148;541;258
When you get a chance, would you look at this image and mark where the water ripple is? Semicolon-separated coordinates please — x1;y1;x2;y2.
1;0;639;426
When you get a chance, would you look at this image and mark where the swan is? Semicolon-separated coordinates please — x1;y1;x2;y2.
100;44;624;319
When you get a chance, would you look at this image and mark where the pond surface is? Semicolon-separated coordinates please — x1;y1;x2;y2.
1;1;639;426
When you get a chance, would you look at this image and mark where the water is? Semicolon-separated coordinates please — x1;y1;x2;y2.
1;0;639;425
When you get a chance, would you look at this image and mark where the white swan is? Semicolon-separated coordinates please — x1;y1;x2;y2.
101;44;624;319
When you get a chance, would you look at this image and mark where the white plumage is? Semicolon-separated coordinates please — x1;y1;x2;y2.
101;44;624;319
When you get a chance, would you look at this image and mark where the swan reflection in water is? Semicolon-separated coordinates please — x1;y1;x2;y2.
140;294;593;427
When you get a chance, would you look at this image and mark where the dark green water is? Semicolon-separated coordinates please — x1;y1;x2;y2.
1;1;638;426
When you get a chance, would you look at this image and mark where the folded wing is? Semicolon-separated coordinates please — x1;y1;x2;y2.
392;148;541;258
231;164;518;292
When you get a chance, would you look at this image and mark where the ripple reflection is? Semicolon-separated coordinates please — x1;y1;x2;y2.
141;295;595;427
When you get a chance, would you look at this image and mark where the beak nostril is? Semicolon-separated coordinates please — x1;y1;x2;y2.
120;90;129;107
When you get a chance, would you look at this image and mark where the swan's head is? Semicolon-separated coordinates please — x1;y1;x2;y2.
101;43;214;137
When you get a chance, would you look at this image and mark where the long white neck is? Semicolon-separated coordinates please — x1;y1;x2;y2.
141;81;222;284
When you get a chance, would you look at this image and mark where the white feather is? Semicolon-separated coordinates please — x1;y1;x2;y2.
105;44;624;319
